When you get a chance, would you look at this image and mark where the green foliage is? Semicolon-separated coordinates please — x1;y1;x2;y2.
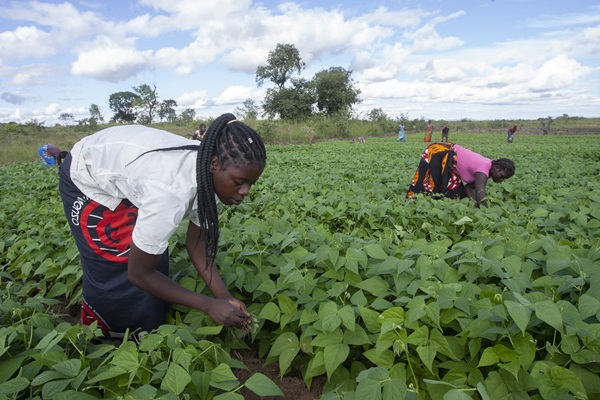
108;91;139;123
235;98;260;121
158;99;178;123
132;83;160;124
262;78;316;120
313;67;361;116
255;43;305;89
1;133;600;398
178;108;196;125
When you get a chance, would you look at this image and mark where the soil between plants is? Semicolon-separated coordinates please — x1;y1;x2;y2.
54;301;326;398
232;348;326;399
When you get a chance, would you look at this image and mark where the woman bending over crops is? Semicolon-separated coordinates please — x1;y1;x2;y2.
38;143;68;166
59;113;266;338
407;142;514;208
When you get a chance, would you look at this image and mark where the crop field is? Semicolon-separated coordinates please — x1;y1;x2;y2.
1;132;600;399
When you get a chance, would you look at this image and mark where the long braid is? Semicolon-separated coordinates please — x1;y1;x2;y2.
197;113;266;266
492;158;515;177
125;145;199;166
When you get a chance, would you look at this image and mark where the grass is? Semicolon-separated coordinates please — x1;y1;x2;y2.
1;116;599;166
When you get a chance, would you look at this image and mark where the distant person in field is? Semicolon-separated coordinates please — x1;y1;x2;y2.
397;123;406;142
507;125;517;143
58;113;266;338
441;126;450;142
424;120;434;143
192;123;207;141
38;144;68;166
407;142;515;208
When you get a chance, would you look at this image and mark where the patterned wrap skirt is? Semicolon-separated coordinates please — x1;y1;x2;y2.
58;154;169;337
407;142;467;199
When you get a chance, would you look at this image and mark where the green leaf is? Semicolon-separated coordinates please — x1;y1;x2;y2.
139;333;164;352
34;330;65;353
578;294;600;319
359;306;382;333
550;365;587;399
244;373;284;397
382;378;408;400
379;307;405;325
512;333;536;370
498;359;521;381
31;371;67;386
0;377;30;396
344;324;372;346
211;363;238;382
355;378;382;400
209;363;239;391
453;216;473;226
277;294;297;314
416;346;436;373
365;243;388;260
338;305;356;331
354;276;390;296
534;300;564;334
0;356;26;383
477;347;499;367
213;393;245;400
312;330;344;347
111;341;140;372
42;379;72;400
531;207;549;218
258;302;281;323
195;325;223;336
86;366;128;383
363;348;395;369
443;389;473;399
52;359;82;378
53;390;100;400
504;300;531;334
324;343;350;378
161;363;192;395
268;332;300;376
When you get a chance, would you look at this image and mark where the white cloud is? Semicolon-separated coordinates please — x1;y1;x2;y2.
529;55;590;92
44;103;60;115
7;64;59;86
71;36;152;82
213;85;256;105
405;11;465;52
0;1;599;122
177;90;209;109
0;26;55;61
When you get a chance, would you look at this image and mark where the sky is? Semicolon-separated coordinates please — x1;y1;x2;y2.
1;0;600;125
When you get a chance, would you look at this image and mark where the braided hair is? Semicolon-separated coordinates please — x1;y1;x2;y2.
492;158;515;177
125;114;266;268
197;113;266;264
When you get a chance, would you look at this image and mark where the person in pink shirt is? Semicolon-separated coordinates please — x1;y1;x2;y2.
407;142;515;207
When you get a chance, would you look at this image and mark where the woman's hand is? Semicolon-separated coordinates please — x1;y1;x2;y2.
227;298;252;327
206;298;250;327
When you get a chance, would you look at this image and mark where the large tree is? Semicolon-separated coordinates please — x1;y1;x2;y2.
256;43;305;89
133;83;159;124
178;108;196;124
312;67;361;116
58;113;74;125
109;91;139;123
262;78;315;120
89;104;104;124
234;98;260;120
158;99;178;123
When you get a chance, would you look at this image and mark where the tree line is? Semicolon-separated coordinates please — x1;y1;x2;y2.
58;43;362;127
